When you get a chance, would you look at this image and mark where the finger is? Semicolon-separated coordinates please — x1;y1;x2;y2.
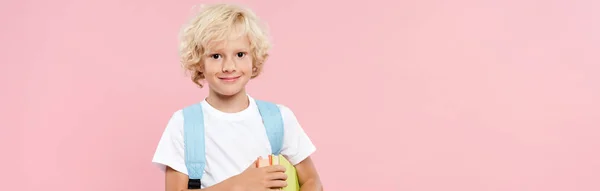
267;172;288;181
264;165;286;173
266;180;288;188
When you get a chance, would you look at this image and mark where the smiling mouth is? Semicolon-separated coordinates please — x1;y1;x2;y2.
218;76;240;82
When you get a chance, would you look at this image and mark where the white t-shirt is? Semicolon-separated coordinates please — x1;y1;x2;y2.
152;95;316;188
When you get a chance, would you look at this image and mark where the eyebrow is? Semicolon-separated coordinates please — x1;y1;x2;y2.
206;49;249;54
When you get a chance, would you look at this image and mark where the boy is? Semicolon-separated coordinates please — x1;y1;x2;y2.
152;3;322;191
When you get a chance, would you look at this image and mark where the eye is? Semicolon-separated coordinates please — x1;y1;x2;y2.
210;54;222;59
236;52;247;58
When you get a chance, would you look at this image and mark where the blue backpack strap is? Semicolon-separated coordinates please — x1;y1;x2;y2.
182;103;206;189
255;100;285;155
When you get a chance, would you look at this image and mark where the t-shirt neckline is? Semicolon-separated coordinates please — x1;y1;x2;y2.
200;94;258;121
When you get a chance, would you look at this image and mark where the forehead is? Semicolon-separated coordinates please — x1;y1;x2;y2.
206;30;251;52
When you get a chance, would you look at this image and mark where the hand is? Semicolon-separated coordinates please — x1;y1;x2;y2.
230;157;288;191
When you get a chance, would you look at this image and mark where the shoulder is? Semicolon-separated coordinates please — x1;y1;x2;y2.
169;101;207;129
254;99;297;120
275;103;295;119
157;108;186;140
276;104;302;130
166;109;184;130
181;102;204;112
260;100;299;125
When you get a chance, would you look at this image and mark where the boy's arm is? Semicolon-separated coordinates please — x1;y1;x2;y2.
276;105;323;191
165;161;288;191
295;156;323;191
165;166;235;191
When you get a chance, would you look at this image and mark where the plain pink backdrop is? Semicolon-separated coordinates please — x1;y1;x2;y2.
1;0;599;190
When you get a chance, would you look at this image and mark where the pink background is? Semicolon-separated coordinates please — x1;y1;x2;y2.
1;0;599;190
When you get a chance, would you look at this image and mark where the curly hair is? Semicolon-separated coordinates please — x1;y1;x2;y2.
178;3;272;88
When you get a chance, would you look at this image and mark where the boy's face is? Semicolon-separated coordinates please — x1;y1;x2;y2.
202;33;254;97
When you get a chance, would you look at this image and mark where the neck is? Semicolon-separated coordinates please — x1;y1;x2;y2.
205;89;249;113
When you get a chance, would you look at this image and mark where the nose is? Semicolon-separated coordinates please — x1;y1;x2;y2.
222;56;236;73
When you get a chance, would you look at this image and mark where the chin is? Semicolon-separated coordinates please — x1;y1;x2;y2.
207;78;249;97
212;87;245;97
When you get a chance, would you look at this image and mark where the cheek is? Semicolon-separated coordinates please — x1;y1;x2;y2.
202;61;221;74
240;58;254;72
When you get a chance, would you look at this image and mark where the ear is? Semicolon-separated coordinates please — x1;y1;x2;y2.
194;62;206;78
251;60;259;77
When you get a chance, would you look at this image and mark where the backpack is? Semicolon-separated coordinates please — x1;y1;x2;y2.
182;100;299;190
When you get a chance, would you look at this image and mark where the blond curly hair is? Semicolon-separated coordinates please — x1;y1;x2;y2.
178;3;272;88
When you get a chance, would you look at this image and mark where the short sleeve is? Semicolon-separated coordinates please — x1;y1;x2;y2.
277;105;317;165
151;110;189;175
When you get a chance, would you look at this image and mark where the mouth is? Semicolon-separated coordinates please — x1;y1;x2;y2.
218;76;240;82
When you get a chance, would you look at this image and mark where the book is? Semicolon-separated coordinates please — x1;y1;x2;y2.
256;154;300;191
256;154;280;167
